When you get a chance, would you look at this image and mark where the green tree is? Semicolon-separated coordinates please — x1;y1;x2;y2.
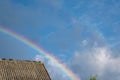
90;76;97;80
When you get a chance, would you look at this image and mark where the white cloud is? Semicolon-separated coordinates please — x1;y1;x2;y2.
34;54;71;80
69;46;120;80
82;40;88;46
106;57;120;73
34;55;45;62
89;47;111;76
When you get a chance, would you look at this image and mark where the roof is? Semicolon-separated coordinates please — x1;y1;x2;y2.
0;58;51;80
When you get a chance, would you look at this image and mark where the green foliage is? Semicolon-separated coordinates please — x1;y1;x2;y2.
90;76;97;80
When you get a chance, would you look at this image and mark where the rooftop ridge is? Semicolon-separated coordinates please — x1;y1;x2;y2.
0;58;42;63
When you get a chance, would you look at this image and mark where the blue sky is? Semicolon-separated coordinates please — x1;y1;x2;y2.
0;0;120;80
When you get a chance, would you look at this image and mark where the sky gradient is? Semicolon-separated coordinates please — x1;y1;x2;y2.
0;0;120;80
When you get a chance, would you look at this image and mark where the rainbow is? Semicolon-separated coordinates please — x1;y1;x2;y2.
0;27;80;80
